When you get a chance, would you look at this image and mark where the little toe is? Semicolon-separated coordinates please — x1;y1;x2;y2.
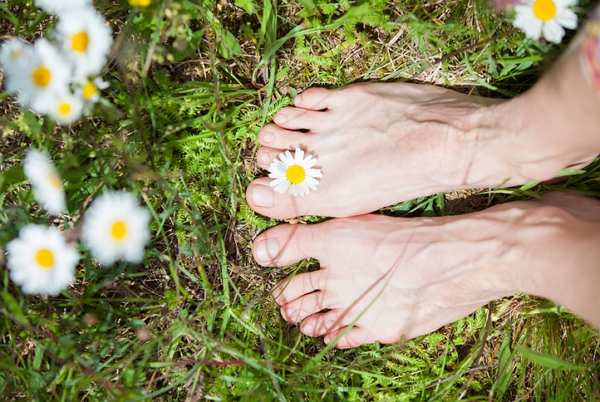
251;222;326;267
294;87;343;110
300;310;345;337
323;327;371;349
279;290;328;323
272;106;331;131
273;271;326;306
258;124;313;150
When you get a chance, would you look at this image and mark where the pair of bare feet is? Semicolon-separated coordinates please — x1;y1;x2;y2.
246;82;600;349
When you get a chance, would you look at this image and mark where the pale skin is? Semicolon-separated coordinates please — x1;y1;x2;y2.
246;38;600;348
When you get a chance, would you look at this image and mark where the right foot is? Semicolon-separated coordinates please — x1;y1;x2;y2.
246;83;598;219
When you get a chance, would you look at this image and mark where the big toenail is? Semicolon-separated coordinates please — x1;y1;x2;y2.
251;185;273;208
302;322;314;334
263;132;274;143
274;113;287;124
260;152;270;165
255;238;280;262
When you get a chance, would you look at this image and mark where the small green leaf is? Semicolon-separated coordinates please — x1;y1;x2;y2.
555;168;586;177
518;180;539;191
216;29;242;59
234;0;256;14
495;336;512;398
1;291;30;326
515;346;587;370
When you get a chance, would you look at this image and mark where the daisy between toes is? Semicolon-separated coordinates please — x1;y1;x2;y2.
268;148;322;196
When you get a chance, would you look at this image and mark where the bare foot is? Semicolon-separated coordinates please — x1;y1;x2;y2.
252;192;599;349
246;83;598;219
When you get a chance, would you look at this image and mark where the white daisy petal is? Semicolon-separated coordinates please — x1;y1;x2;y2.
267;148;322;196
35;0;93;14
81;191;151;266
543;20;565;43
274;180;291;193
554;8;578;29
6;224;79;296
306;168;323;178
23;149;66;215
282;150;295;166
270;176;288;187
38;91;84;124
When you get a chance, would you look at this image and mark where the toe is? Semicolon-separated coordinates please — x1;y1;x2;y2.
258;123;314;150
279;289;329;323
256;146;286;170
323;327;371;349
245;178;315;220
251;221;325;267
272;106;331;131
300;310;346;337
294;87;343;110
272;270;327;306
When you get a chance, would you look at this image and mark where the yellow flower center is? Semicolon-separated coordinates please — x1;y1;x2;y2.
286;165;306;185
129;0;151;6
59;102;71;116
35;249;54;269
533;0;557;21
48;173;61;189
83;81;98;99
32;66;51;87
71;31;89;53
111;221;127;240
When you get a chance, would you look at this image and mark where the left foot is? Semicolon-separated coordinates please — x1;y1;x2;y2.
252;192;594;348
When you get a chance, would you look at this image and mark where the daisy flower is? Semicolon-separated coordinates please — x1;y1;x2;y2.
513;0;578;43
8;38;72;106
6;224;79;296
23;149;66;216
34;0;93;15
268;148;322;196
55;8;113;78
0;39;32;77
44;91;84;124
76;77;109;110
81;192;151;266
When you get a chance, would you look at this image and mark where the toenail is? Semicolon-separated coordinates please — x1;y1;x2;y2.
274;113;287;124
260;152;270;165
302;322;314;334
255;238;280;262
284;306;297;322
294;94;302;106
251;185;273;208
263;131;274;143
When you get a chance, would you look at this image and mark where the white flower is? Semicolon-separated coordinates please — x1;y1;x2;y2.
76;77;109;110
81;192;151;266
23;149;66;216
0;39;33;77
514;0;578;43
34;0;93;15
6;224;79;296
44;91;84;124
56;8;113;78
9;38;72;106
268;148;322;196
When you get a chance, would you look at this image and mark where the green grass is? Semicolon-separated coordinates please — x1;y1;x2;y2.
1;0;600;400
